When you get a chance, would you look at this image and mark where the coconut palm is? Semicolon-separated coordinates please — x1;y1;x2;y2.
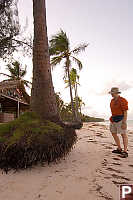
77;97;85;114
0;60;31;88
64;68;80;120
30;0;60;123
49;29;88;121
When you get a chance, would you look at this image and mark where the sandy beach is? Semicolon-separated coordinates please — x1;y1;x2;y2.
0;122;133;200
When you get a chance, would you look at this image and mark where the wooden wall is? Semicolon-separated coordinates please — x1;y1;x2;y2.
0;113;15;123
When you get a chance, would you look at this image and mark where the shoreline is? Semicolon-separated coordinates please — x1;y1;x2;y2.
0;122;133;200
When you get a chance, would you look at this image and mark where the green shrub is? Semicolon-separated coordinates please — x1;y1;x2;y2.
0;112;77;173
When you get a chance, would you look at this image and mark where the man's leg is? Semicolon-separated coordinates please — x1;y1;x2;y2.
110;122;122;151
112;133;122;150
121;134;128;152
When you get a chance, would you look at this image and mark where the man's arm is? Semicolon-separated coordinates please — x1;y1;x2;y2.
121;110;127;130
122;110;127;123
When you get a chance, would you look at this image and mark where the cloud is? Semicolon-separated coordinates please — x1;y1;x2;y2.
82;105;93;111
97;80;133;96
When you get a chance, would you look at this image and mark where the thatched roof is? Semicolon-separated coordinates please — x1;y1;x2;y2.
0;80;30;104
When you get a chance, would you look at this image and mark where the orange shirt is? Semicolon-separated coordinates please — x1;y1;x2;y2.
110;96;128;122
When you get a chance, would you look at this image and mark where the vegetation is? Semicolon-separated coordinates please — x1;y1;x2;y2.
81;114;104;122
0;0;102;174
0;0;32;59
0;60;31;88
49;29;88;122
55;93;104;122
0;0;19;58
0;112;77;173
65;68;80;120
0;0;80;173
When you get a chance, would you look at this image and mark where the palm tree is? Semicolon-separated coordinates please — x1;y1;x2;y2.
30;0;60;123
65;68;80;120
49;29;88;121
0;60;31;88
77;97;85;114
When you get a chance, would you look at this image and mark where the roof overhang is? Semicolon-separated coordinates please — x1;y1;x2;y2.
0;93;29;106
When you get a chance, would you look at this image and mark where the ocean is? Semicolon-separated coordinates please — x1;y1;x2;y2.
101;120;133;131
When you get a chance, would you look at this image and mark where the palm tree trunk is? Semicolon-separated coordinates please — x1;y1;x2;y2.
80;106;82;114
74;83;80;121
31;0;60;123
66;58;77;121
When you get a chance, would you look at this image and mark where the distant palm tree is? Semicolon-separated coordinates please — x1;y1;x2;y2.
49;29;88;121
65;68;80;120
0;60;31;88
77;97;85;114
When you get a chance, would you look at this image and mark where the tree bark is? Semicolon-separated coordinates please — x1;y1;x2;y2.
30;0;60;123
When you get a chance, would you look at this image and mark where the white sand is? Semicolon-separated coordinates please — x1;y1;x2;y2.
0;122;133;200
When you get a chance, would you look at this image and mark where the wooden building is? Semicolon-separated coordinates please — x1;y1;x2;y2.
0;80;30;123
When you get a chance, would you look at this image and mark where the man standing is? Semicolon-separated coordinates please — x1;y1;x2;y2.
109;87;128;158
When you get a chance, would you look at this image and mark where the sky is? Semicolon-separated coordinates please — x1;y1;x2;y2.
1;0;133;120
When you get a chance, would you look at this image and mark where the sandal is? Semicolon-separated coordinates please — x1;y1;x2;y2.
120;151;128;158
112;148;122;154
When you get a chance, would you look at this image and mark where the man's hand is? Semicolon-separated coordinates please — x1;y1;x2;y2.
121;121;127;130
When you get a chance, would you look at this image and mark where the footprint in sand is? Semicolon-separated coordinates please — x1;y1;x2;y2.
112;180;128;186
112;157;121;161
97;169;106;175
83;136;90;138
87;139;97;143
55;170;64;173
106;167;123;174
111;173;130;181
104;146;113;150
56;190;63;194
96;184;103;192
128;164;133;168
76;176;88;181
112;162;121;166
101;159;108;167
72;160;77;163
104;176;112;179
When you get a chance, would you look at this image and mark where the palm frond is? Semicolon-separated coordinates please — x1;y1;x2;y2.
0;73;12;78
24;80;32;85
71;43;89;55
1;61;30;89
23;80;31;88
71;56;83;70
6;64;17;77
50;55;63;69
77;75;80;81
64;79;69;88
49;29;70;56
21;70;26;78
